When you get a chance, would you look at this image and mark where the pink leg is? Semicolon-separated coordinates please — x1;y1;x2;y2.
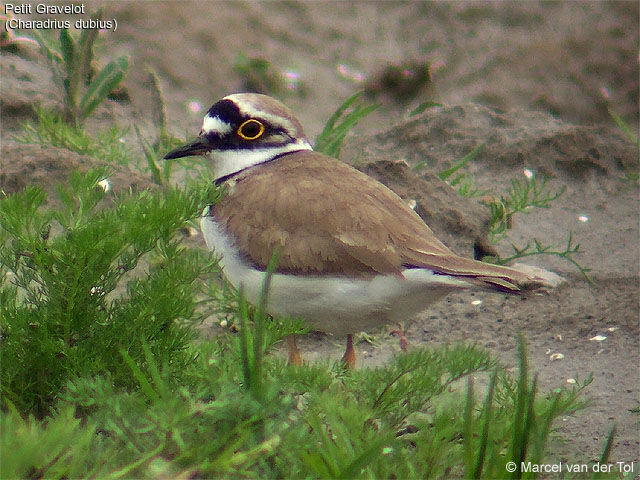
390;325;408;351
341;334;356;368
286;334;302;365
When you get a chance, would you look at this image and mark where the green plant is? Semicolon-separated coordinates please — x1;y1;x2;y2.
432;149;590;279
484;174;566;241
438;144;484;181
32;9;128;127
476;173;594;280
136;67;213;186
608;107;639;185
436;143;489;197
16;81;208;187
17;107;132;165
608;108;639;147
461;337;594;479
408;101;443;117
0;167;221;416
236;252;308;403
0;236;600;480
314;91;379;158
1;403;99;479
487;232;593;283
0;9;39;50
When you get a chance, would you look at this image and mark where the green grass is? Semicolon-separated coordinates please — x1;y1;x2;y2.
607;107;639;185
314;91;379;158
1;254;596;478
16;106;209;189
31;10;128;128
17;107;132;165
484;174;566;242
487;233;593;283
0;168;221;416
435;143;489;198
135;66;213;187
432;146;591;279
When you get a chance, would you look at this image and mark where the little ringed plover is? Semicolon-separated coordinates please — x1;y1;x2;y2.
165;93;550;367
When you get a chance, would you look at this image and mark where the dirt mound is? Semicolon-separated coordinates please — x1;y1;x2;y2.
1;142;157;203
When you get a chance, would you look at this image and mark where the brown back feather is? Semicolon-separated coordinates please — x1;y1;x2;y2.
213;151;539;292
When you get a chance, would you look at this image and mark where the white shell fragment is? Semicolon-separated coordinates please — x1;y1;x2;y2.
567;378;577;384
589;335;607;342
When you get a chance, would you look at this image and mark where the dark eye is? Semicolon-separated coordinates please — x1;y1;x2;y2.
237;119;265;140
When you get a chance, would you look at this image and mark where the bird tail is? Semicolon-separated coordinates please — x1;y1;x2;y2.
451;261;565;293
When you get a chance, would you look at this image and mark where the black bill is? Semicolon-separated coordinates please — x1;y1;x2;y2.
164;136;211;160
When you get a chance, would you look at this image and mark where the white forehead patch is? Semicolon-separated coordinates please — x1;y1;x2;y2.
202;114;232;135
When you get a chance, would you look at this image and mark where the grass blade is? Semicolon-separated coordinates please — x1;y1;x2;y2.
134;124;163;185
314;92;378;158
120;347;159;402
473;369;497;478
79;56;128;120
31;29;63;64
608;108;639;146
438;144;484;181
59;29;77;123
59;29;75;70
463;376;475;477
409;101;442;117
510;335;529;479
238;286;252;392
318;91;363;136
76;10;102;87
598;425;616;466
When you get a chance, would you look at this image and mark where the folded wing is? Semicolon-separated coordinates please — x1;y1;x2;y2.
214;151;545;292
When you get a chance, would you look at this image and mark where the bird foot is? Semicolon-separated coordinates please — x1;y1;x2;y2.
390;329;408;351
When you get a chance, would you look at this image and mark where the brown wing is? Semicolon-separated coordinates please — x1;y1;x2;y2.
213;151;537;291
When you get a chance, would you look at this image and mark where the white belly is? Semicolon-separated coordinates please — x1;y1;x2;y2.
201;215;467;336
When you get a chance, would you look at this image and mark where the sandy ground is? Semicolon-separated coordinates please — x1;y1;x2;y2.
1;0;638;469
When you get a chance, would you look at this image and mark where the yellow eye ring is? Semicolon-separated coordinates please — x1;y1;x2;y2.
237;119;265;140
